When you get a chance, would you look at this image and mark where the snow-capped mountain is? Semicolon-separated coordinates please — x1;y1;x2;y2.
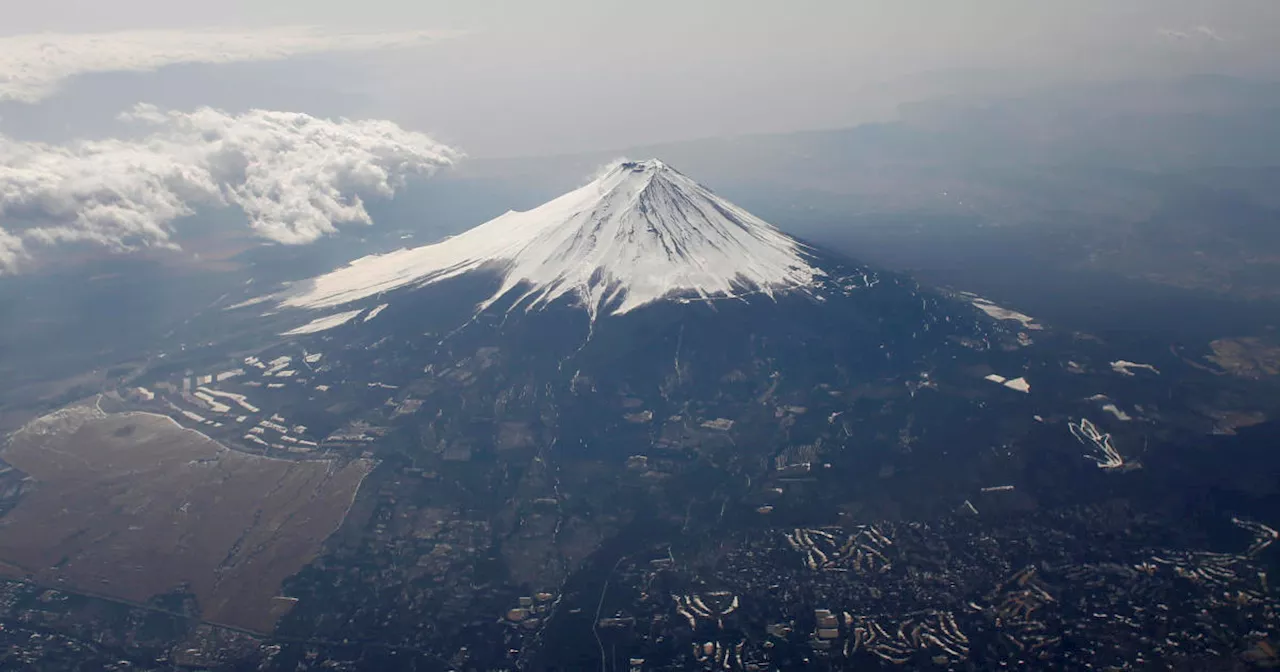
278;159;823;321
2;103;1265;672
87;155;1223;671
199;158;1172;527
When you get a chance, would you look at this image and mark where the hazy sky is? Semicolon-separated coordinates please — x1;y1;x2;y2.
4;1;1280;156
2;1;1279;272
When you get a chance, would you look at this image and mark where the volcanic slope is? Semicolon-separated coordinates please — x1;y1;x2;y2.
97;159;1210;666
217;158;1141;521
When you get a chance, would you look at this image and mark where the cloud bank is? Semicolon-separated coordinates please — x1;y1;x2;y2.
0;105;461;272
0;27;443;104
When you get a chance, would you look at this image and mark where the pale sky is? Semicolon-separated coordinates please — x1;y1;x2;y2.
3;1;1279;156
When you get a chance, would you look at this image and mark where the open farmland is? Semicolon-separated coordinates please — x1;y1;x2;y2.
0;401;372;633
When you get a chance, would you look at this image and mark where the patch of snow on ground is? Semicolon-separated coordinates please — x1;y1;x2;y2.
985;373;1030;393
1111;360;1160;377
192;392;231;413
363;303;389;322
1069;418;1124;469
1101;404;1132;421
1003;377;1031;393
1234;518;1279;557
966;294;1043;330
282;309;363;336
198;387;260;413
226;295;273;310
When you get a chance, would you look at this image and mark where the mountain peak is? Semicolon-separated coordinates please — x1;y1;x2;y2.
279;159;824;321
589;158;691;199
610;158;681;183
617;158;668;172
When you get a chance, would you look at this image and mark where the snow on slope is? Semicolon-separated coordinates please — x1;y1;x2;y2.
363;303;389;322
282;309;363;336
278;159;823;321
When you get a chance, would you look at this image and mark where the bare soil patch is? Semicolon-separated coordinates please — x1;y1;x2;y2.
1208;337;1280;379
0;404;371;632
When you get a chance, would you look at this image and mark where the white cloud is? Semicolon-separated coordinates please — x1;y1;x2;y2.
0;27;447;104
1194;26;1226;42
0;227;24;270
1158;25;1229;43
0;105;461;272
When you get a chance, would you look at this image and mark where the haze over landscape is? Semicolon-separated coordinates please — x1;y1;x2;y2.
1;2;1280;670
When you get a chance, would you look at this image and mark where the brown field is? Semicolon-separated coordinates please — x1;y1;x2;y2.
1208;337;1280;379
0;403;372;633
